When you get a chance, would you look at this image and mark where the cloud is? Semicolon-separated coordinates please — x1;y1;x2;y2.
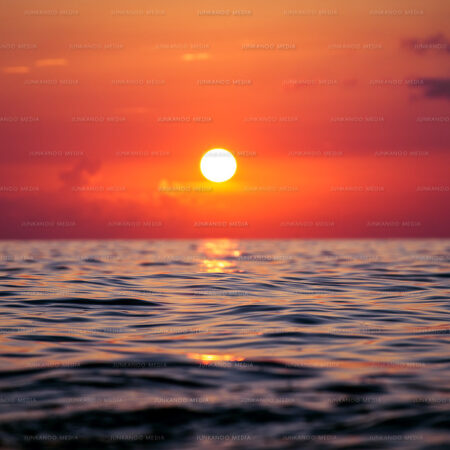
59;160;102;188
35;58;68;67
182;53;209;62
402;33;450;54
3;59;67;75
3;66;30;74
416;78;450;100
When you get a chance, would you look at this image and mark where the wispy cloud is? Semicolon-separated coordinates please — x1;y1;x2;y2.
3;66;30;74
35;58;68;67
182;53;209;62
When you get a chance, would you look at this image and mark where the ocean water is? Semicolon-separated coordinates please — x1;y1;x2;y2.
0;239;449;449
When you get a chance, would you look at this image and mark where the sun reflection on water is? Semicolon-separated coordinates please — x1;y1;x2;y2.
198;239;241;273
200;259;236;273
187;353;245;365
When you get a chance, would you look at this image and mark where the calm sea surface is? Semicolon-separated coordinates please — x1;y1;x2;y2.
0;240;449;449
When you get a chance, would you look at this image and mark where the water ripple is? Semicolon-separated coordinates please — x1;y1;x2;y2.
0;239;449;449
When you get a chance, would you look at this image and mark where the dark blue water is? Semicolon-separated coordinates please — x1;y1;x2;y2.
0;240;449;449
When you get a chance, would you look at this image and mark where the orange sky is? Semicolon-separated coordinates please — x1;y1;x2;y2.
0;0;449;237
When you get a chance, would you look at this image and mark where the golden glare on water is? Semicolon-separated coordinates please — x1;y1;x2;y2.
200;148;237;182
187;353;245;365
198;240;241;273
201;259;235;273
200;239;241;258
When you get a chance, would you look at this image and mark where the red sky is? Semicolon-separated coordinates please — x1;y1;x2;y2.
1;0;449;238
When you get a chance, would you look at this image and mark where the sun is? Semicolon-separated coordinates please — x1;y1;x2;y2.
200;148;237;183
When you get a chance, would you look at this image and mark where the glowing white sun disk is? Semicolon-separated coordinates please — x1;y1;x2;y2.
200;148;237;183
